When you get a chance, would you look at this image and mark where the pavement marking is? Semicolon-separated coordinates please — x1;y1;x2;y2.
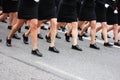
36;61;86;80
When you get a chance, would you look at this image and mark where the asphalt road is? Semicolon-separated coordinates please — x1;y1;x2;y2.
0;21;120;80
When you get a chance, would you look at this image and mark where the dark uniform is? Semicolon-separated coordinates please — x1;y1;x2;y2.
18;0;39;20
106;0;118;25
2;0;18;13
117;0;120;25
38;0;56;20
57;0;79;22
79;0;96;21
95;0;108;22
0;0;2;7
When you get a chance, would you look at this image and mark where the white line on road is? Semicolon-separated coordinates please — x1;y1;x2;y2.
36;61;86;80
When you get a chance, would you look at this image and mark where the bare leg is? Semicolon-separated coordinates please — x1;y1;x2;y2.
0;13;8;21
101;22;108;43
71;22;78;45
8;19;25;39
90;20;96;44
80;21;90;35
49;18;57;47
29;19;38;50
113;24;118;43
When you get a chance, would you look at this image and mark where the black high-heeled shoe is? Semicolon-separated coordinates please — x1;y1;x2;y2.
65;33;70;42
49;46;60;53
31;49;43;57
22;34;29;44
6;38;12;47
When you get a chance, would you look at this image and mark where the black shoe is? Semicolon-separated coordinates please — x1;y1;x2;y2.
61;27;66;32
83;33;89;37
107;34;111;38
104;42;113;47
41;26;47;30
85;29;88;33
72;45;83;51
2;20;7;23
31;49;43;57
6;38;12;47
78;34;84;41
8;26;12;30
114;42;120;46
25;26;29;29
18;28;21;33
38;34;43;39
90;44;100;50
65;33;70;42
56;33;61;39
101;33;104;40
45;35;51;43
96;35;98;38
48;27;50;30
49;46;60;53
22;34;29;44
13;34;21;40
0;39;2;42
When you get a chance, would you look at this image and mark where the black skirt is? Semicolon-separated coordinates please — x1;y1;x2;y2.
18;0;39;20
95;2;107;22
38;0;56;20
57;0;78;23
106;7;118;25
79;0;96;21
2;0;18;13
0;0;2;7
118;10;120;25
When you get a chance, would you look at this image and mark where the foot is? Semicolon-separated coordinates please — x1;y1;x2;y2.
78;34;84;41
18;28;21;33
31;49;43;57
13;34;21;40
90;44;100;50
113;37;120;41
83;33;89;37
107;34;111;38
114;42;120;46
45;35;51;43
22;33;29;44
38;34;43;39
72;45;83;51
25;26;29;29
2;20;7;23
65;33;70;42
104;42;113;47
6;38;12;47
8;26;12;30
56;33;61;39
49;46;60;53
61;27;66;32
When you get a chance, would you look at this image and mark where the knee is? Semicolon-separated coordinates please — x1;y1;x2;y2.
30;20;38;30
50;20;57;29
101;22;107;28
90;22;96;29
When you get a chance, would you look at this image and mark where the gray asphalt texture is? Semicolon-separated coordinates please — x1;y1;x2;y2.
0;21;120;80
